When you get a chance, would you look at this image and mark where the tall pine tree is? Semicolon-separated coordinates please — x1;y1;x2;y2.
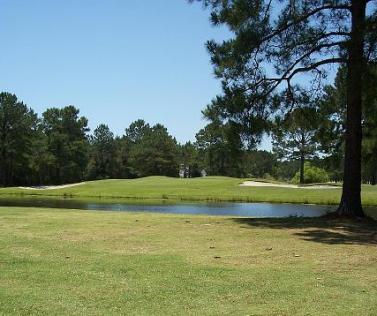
191;0;377;217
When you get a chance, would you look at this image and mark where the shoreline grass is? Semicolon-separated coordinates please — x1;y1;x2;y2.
0;207;376;315
1;176;377;206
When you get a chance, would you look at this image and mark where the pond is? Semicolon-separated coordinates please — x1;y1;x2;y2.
0;197;335;218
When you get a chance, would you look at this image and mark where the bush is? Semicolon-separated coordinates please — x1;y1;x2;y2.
292;163;330;184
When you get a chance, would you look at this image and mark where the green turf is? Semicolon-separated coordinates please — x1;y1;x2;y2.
1;176;377;206
0;207;376;315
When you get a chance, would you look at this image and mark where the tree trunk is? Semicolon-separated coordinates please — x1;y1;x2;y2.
300;153;305;185
337;0;366;217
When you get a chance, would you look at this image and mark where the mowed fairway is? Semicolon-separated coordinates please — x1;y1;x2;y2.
0;207;376;315
1;176;377;206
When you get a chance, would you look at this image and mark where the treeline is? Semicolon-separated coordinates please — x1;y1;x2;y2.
0;91;276;186
0;93;180;186
1;65;376;187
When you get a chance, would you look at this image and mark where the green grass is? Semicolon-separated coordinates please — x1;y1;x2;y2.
1;176;377;206
0;207;376;315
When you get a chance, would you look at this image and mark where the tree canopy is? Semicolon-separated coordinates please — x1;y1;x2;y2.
40;106;89;184
273;104;320;184
0;92;38;186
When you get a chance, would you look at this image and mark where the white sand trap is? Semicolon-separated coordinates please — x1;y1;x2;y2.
240;181;340;189
19;182;86;190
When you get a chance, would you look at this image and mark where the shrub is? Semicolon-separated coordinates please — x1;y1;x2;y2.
292;163;330;184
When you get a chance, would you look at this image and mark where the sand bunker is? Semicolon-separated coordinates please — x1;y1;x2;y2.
19;182;85;190
240;181;340;189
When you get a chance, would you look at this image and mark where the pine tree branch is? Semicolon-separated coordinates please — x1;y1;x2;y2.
279;41;346;78
247;57;346;103
262;4;351;43
286;57;346;80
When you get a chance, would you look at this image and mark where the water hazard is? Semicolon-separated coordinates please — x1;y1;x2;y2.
0;197;335;217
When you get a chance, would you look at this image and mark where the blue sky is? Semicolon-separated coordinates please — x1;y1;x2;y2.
0;1;349;151
0;2;219;139
0;0;276;149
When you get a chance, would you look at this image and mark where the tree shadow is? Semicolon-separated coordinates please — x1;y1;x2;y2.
231;216;377;245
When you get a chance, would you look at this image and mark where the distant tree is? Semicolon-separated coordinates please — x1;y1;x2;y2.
28;127;55;185
191;0;377;216
86;124;116;180
317;67;348;181
125;119;151;143
275;160;301;182
128;123;178;177
178;142;201;177
195;119;243;177
112;136;134;179
292;162;330;184
242;150;277;179
272;106;320;184
41;106;89;184
0;92;38;186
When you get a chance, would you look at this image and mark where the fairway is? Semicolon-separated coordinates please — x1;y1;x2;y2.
1;176;377;206
0;207;376;315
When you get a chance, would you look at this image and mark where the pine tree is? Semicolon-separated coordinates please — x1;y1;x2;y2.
190;0;377;217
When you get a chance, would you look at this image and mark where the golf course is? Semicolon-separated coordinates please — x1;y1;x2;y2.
0;177;377;315
2;0;377;314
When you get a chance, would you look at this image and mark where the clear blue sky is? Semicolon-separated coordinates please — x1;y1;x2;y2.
1;0;274;149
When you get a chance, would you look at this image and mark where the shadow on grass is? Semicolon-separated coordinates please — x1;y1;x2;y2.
231;216;377;245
